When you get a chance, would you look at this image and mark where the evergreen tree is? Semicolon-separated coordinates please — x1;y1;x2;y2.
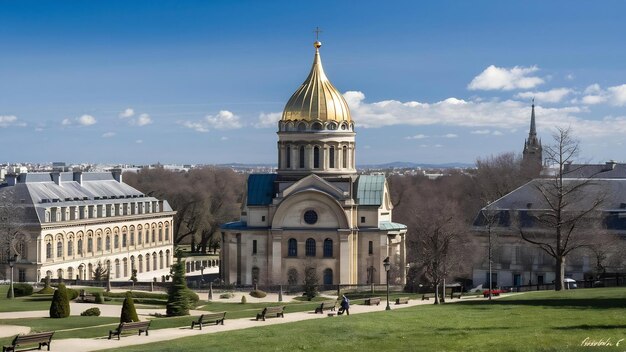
303;267;319;300
49;283;70;318
120;292;139;323
166;251;192;316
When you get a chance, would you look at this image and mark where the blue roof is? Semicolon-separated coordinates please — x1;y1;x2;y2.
221;221;247;230
356;175;385;206
247;174;277;206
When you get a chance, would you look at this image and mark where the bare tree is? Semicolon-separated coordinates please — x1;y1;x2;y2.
409;200;467;304
519;127;604;291
124;167;244;253
0;189;28;278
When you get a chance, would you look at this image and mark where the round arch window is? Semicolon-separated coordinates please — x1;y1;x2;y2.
304;210;318;225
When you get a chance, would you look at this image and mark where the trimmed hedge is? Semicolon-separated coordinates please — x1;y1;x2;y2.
249;290;267;298
8;283;33;298
220;292;235;299
104;291;168;299
49;283;70;318
94;292;104;304
67;288;79;301
120;292;139;323
80;307;101;316
36;286;55;295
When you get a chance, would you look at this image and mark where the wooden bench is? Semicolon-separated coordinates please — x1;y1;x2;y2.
364;297;381;306
450;292;462;299
421;293;436;300
79;289;96;303
256;306;285;321
395;297;409;305
314;300;337;314
108;321;151;340
191;312;226;329
3;331;54;352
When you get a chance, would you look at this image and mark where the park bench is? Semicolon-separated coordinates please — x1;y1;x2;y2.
108;321;151;340
421;293;436;300
395;297;409;305
191;312;226;329
256;306;285;321
3;331;54;352
450;291;463;299
364;297;381;306
314;300;337;314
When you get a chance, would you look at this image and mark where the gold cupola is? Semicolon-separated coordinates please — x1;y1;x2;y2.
282;41;352;123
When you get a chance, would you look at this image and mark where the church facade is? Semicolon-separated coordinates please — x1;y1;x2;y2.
220;40;407;286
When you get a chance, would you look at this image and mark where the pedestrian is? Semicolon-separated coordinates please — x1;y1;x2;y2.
338;294;350;315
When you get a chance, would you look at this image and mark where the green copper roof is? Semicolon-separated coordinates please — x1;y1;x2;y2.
247;174;277;206
356;175;385;205
379;221;407;231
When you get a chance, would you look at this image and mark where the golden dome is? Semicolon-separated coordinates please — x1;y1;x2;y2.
282;41;351;123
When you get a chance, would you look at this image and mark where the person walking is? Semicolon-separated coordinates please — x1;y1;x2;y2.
339;294;350;315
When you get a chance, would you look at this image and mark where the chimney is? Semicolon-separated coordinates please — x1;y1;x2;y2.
51;171;61;185
111;169;122;183
605;160;617;171
73;171;83;185
5;173;17;186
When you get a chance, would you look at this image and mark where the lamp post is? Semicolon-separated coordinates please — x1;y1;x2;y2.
383;257;391;311
8;254;17;299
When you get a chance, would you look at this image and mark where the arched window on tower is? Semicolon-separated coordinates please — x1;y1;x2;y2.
342;146;348;168
305;238;316;257
299;146;305;168
313;146;320;169
286;146;291;168
329;146;335;168
323;238;333;257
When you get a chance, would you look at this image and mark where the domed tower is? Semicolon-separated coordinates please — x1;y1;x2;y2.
277;41;356;177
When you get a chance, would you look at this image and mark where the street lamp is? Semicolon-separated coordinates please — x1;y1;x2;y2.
383;257;391;310
8;254;17;299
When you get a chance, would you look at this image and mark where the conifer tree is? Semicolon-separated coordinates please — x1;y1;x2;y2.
166;251;191;316
49;283;70;318
120;291;139;323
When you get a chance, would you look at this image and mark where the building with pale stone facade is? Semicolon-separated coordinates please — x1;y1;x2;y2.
220;40;407;286
0;170;175;283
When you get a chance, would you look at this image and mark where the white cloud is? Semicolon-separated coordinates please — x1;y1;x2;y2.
78;115;97;126
61;118;72;126
180;121;209;133
134;113;153;126
181;110;242;132
221;136;229;141
434;144;443;148
443;133;458;138
565;74;575;81
256;112;282;128
119;108;135;118
471;129;491;134
579;83;626;106
205;110;242;129
0;115;26;128
468;65;544;91
515;88;572;103
492;130;504;136
405;134;428;140
102;132;116;138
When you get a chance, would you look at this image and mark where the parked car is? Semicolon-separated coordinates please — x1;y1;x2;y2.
482;289;507;298
564;278;577;289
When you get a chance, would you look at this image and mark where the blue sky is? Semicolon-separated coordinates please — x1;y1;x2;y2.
1;1;626;165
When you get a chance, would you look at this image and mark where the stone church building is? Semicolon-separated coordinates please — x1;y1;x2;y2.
220;40;407;286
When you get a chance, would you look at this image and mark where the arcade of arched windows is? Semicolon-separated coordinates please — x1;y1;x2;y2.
278;141;355;171
42;220;174;263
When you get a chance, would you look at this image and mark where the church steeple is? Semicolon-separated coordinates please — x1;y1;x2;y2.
522;100;542;172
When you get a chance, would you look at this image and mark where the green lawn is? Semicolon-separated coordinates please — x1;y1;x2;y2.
101;288;626;352
0;316;120;346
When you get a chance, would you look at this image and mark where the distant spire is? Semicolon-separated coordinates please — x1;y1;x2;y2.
529;99;536;137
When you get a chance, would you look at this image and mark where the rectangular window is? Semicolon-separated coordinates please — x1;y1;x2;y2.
361;216;366;223
252;240;257;255
368;241;373;255
18;269;26;282
261;216;266;222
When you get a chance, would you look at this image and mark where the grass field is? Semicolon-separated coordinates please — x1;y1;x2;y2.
101;288;626;352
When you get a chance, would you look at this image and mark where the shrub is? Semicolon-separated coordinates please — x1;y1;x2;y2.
166;253;193;316
94;292;104;304
36;286;55;295
120;292;139;323
49;283;70;318
103;291;168;299
220;292;234;299
240;295;247;304
249;290;267;298
80;307;101;316
67;288;80;301
185;290;200;308
9;283;33;298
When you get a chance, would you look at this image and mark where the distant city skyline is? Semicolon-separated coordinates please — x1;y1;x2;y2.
2;1;626;165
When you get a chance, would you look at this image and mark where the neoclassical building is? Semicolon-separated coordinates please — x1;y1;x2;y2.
0;170;175;283
221;40;407;286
